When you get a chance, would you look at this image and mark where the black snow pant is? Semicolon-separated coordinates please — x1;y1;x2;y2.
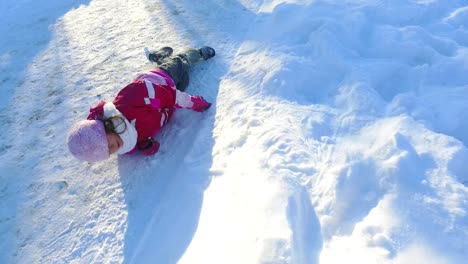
156;48;202;92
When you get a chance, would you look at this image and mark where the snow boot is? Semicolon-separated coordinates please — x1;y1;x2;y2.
145;46;173;64
199;46;215;60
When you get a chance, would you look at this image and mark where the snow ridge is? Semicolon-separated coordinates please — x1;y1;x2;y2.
0;0;467;263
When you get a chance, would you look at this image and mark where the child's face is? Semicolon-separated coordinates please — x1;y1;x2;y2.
106;133;123;155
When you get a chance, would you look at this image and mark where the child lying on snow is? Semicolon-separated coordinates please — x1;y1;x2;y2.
67;46;215;162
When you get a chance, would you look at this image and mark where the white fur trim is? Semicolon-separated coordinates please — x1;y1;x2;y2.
103;102;138;154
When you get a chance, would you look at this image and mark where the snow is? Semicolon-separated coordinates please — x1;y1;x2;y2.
1;0;467;263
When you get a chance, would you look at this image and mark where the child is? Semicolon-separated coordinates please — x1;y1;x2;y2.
67;46;215;162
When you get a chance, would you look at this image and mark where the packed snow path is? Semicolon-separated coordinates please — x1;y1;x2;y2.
1;0;467;263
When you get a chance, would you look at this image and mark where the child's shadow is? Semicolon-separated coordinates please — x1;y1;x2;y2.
118;107;216;263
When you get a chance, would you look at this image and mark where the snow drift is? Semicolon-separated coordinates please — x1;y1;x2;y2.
1;0;467;263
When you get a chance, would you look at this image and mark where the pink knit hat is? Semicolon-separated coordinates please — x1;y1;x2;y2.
67;120;109;162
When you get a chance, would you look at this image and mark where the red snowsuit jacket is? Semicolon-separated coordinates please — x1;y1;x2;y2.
87;69;209;154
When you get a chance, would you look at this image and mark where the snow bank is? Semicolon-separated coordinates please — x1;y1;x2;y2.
181;0;468;263
1;0;467;263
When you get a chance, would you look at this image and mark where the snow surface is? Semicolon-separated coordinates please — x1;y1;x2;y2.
1;0;468;263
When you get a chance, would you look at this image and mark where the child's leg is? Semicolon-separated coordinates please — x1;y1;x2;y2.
157;56;190;91
180;48;203;65
156;49;202;91
177;71;190;91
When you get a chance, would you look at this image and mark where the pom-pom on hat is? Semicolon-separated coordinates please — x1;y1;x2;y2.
67;120;109;162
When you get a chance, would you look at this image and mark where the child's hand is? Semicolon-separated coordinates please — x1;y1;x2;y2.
191;96;212;112
138;138;160;155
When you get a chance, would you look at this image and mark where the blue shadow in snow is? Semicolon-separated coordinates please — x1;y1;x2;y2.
0;0;91;111
117;97;217;263
287;186;323;264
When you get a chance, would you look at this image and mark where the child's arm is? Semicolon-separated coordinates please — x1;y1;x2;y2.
175;90;211;112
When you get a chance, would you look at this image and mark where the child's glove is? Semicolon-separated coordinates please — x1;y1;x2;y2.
191;96;212;112
137;138;160;155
